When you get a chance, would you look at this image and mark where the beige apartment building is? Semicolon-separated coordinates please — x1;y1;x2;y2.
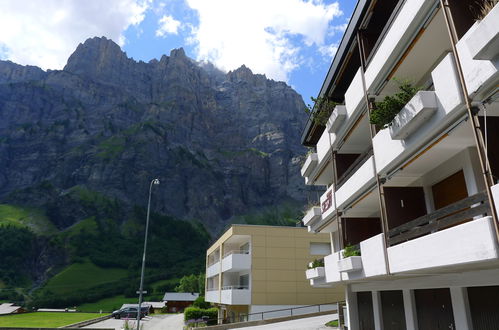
205;224;344;323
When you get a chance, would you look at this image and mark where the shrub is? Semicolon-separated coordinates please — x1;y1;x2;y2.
370;81;419;129
305;96;338;126
307;258;324;269
343;245;361;258
184;307;218;325
193;296;211;309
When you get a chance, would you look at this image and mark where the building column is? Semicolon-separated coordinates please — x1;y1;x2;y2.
450;287;472;330
372;291;383;330
345;285;359;330
402;289;418;330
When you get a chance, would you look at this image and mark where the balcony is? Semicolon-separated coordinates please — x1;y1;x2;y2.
301;153;318;178
389;91;438;140
387;192;498;274
323;234;388;284
206;260;220;278
205;289;219;303
221;286;251;305
364;0;436;92
373;53;466;176
302;206;321;227
335;155;376;209
465;3;499;61
221;250;251;272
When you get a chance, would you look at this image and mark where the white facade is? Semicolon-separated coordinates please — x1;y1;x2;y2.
300;1;499;329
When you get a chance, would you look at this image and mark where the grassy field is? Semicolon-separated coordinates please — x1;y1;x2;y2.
42;260;127;295
0;312;107;327
78;295;137;312
0;204;57;235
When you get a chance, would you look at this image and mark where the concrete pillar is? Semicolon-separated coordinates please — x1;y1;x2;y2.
372;291;383;330
450;287;472;330
346;285;359;330
402;289;418;330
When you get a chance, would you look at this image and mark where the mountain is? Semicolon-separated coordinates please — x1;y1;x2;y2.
0;37;308;305
0;37;307;230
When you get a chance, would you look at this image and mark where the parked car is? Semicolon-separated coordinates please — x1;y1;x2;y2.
112;307;147;319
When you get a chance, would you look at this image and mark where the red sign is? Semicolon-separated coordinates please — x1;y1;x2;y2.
321;190;332;213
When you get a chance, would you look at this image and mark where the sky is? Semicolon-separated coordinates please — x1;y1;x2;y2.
0;0;356;104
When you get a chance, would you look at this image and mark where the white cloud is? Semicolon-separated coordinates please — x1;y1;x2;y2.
156;15;182;37
0;0;150;70
186;0;342;82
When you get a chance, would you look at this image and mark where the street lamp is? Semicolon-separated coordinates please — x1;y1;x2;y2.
137;178;160;329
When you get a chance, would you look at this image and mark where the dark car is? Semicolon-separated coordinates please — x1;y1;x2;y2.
112;307;147;319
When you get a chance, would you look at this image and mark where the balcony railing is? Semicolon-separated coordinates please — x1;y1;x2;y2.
223;249;250;258
388;192;490;246
207;259;220;267
221;285;249;290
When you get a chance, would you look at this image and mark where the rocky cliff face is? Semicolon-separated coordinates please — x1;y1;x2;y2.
0;37;307;233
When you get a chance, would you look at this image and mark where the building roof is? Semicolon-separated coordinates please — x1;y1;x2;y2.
0;303;24;315
162;292;199;302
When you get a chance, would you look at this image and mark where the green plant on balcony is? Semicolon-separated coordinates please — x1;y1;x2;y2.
475;0;498;20
342;245;361;258
307;258;325;269
305;96;338;126
369;80;419;129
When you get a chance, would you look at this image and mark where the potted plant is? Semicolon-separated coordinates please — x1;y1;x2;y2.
338;245;362;273
369;80;419;129
306;258;325;279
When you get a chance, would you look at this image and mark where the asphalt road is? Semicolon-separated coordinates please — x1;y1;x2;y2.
83;313;184;330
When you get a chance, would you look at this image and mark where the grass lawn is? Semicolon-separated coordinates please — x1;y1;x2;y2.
42;259;127;295
325;319;339;327
0;312;107;327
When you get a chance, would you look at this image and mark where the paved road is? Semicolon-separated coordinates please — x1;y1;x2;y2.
84;313;184;330
240;314;337;330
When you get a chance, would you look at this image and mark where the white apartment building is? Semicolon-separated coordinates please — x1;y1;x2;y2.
300;0;499;329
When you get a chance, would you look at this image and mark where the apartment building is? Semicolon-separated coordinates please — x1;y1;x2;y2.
204;224;344;323
300;0;499;329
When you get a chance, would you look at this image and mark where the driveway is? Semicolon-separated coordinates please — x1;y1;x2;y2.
83;313;184;330
239;313;337;330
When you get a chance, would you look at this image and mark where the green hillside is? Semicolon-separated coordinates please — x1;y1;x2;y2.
42;260;127;295
0;204;57;235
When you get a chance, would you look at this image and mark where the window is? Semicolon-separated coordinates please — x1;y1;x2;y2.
310;242;331;255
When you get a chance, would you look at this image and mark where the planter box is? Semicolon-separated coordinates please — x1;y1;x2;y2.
327;105;347;133
337;256;363;273
301;153;318;177
466;3;499;60
306;266;325;279
302;206;321;226
389;91;437;140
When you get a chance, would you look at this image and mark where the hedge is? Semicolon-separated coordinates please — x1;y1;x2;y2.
184;307;218;325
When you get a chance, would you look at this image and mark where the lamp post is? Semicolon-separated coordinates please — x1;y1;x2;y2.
137;178;160;329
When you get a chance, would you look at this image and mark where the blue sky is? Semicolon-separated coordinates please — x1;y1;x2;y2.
0;0;355;104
